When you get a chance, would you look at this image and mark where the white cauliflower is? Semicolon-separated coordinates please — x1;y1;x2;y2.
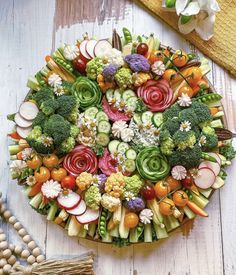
101;193;121;212
102;48;124;67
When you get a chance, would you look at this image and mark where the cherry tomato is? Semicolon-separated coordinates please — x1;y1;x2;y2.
166;176;181;191
159;198;175;216
27;155;42;170
51;167;67;182
148;50;165;64
141;185;156;200
124;212;139;228
137;43;149;56
43;154;59;168
61;176;76;190
154;181;171;199
162;69;177;82
34;167;50;183
177;85;194;98
186;67;203;86
172;190;189;207
172;50;188;67
73;56;86;74
192;79;209;95
181;172;194;189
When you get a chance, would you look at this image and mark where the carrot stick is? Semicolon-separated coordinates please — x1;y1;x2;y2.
28;182;43;197
186;201;208;217
8;132;21;140
210;107;219;116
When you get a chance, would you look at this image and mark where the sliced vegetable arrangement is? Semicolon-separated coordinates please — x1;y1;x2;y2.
8;28;235;247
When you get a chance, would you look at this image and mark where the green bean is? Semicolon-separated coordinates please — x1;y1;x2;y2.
201;152;217;162
123;27;132;44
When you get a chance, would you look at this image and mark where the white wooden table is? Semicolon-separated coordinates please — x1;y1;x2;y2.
1;1;236;274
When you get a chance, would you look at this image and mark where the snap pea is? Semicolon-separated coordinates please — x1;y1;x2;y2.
123;27;132;44
196;93;222;104
53;56;76;76
201;152;217;163
99;208;108;238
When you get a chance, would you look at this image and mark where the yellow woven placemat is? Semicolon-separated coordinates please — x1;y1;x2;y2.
138;0;236;78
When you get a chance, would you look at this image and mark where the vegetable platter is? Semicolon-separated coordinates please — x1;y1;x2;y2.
7;28;236;247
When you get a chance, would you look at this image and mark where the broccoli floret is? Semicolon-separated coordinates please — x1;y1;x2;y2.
200;126;218;151
70;125;79;138
163;103;182;121
44;114;71;147
192;126;201;139
162;117;180;135
86;57;104;80
33;87;54;106
219;142;236;161
40;99;59;116
56;95;78;124
61;81;73;94
173;130;197;150
168;145;202;169
114;68;133;90
32;112;47;128
57;136;75;156
179;108;198;127
191;101;212;125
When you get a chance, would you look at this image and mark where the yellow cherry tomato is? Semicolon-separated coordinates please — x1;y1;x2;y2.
162;69;177;82
43;154;59;168
51;167;67;182
166;176;181;191
186;67;203;86
154;181;171;199
26;155;42;170
159;198;175;216
34;167;50;183
177;85;194;98
172;190;189;207
124;212;139;229
172;50;188;67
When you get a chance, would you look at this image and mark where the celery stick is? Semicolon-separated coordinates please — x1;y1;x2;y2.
23;186;32;197
27;76;40;91
78;226;88;238
211;119;223;128
129;223;144;243
68;216;81;236
102;232;113;243
109;224;119;238
119;206;129;239
47;202;58;221
153;222;168;239
10;155;17;160
164;216;180;232
144;223;152;243
88;223;97;238
198;187;213;198
147;199;164;224
8;145;21;155
29;193;42;209
183;206;196;219
65;216;71;230
191;192;209;209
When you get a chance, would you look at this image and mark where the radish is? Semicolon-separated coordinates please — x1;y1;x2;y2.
79;40;92;60
94;39;112;57
75;208;99;224
199;160;220;176
16;126;32;139
19;101;39;120
14;113;33;128
194;167;216;189
57;191;81;210
86;40;97;58
67;200;86;216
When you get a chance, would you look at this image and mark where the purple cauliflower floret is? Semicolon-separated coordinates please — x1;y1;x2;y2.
125;197;145;212
124;54;150;72
97;174;107;193
102;64;119;81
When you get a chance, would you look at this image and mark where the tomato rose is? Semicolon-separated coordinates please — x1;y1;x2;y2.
137;79;173;112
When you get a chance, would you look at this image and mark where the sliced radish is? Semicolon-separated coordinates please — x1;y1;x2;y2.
76;208;99;224
19;101;39;120
199;160;220;176
79;40;92;60
194;167;216;189
205;152;222;166
86;40;97;58
57;191;81;210
14;113;33;128
94;39;112;57
16;126;32;139
67;200;86;216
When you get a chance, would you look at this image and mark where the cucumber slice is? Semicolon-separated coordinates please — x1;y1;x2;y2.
97;120;111;134
106;89;114;102
84;107;99;119
123;89;136;101
114;89;122;100
126;96;138;112
96;111;109;122
152;113;163;128
117;142;130;154
108;140;120;153
126;149;137;160
133;113;142;125
142;111;153;124
96;133;110;146
124;159;136;173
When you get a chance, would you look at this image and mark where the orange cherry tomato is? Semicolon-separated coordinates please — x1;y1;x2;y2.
166;176;181;191
154;181;171;199
34;167;50;183
177;85;194;98
172;50;188;67
172;190;189;207
51;167;67;182
43;154;59;168
186;67;203;86
27;155;42;170
163;69;177;82
149;50;164;64
159;198;175;216
124;212;139;229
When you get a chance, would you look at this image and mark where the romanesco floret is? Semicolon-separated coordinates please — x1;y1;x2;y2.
104;172;125;198
160;136;175;155
114;68;133;90
86;57;105;80
84;186;101;210
101;193;121;212
70;125;79;138
76;172;93;191
173;130;197;150
124;175;144;197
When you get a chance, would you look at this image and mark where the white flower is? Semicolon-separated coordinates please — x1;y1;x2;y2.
112;120;128;138
10;160;27;175
41;180;62;199
26;175;36;186
41;135;53;147
151;61;166;76
199;135;207;147
171;165;187;180
48;73;62;87
63;45;80;60
21;148;33;160
180;120;191;132
139;209;153;224
121;128;134;142
54;85;64;96
124;191;135;202
177;93;192;107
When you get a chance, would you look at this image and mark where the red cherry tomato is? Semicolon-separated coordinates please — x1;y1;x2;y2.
61;176;76;190
141;185;156;200
181;172;194;189
137;43;149;56
73;57;86;74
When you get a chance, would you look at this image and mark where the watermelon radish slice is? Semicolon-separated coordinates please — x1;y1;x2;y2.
16;126;32;139
194;167;216;189
75;208;100;224
19;101;39;120
86;40;97;58
57;191;81;210
199;160;220;176
94;39;112;57
79;40;91;60
15;113;33;128
67;200;86;216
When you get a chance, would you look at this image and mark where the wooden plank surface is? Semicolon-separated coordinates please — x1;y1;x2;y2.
0;1;235;274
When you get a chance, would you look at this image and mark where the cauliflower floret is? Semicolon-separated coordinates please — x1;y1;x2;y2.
132;72;152;87
125;197;145;212
124;54;150;72
86;57;105;80
76;172;93;191
102;48;124;67
114;68;133;90
104;172;125;198
84;185;101;210
101;193;121;212
124;175;144;196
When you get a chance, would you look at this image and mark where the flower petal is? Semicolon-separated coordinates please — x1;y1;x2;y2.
178;16;197;34
195;13;216;40
181;1;200;16
175;0;189;15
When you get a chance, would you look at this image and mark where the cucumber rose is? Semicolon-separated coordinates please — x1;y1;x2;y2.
63;145;98;176
136;147;170;181
137;79;173;112
72;76;102;110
